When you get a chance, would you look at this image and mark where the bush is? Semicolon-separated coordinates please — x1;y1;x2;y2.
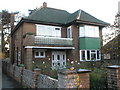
90;61;108;89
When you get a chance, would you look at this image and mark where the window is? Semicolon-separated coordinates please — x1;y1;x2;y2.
36;24;61;37
81;51;85;60
79;25;99;37
34;51;45;58
67;26;72;38
63;55;65;60
80;50;101;61
57;55;60;60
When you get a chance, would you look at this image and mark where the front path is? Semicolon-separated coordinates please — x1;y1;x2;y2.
2;73;23;89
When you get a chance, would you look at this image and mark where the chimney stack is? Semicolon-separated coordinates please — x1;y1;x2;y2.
43;2;47;7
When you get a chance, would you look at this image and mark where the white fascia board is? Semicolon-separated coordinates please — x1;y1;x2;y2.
25;46;75;50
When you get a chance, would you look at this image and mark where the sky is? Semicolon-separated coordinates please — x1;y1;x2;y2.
0;0;120;25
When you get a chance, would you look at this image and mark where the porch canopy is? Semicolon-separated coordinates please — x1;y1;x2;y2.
25;46;75;50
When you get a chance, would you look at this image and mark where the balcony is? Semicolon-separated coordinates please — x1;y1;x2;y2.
24;35;73;46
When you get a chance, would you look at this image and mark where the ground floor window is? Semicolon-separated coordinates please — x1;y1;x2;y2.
80;50;101;61
34;51;45;58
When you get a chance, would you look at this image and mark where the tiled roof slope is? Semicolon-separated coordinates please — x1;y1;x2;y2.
27;7;70;24
25;7;109;25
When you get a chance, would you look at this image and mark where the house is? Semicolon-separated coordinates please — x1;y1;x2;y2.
11;2;109;70
102;34;120;64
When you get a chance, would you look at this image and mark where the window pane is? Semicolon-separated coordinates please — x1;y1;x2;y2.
55;28;60;30
79;26;85;37
81;51;85;60
58;63;60;66
57;55;60;60
91;53;96;60
53;63;54;66
40;52;44;56
87;51;90;60
97;51;100;59
91;50;95;52
63;55;65;60
35;52;39;56
63;62;65;65
52;55;54;60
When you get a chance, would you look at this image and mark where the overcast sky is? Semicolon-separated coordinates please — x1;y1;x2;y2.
0;0;120;25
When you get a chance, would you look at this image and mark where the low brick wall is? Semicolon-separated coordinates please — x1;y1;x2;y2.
14;66;23;83
22;69;35;88
2;61;91;89
37;74;58;88
2;61;58;88
58;69;91;88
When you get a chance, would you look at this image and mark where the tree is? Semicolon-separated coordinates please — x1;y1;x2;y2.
102;12;120;62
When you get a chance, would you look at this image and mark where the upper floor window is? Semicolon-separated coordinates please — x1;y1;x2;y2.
67;26;72;38
36;24;61;37
79;25;99;37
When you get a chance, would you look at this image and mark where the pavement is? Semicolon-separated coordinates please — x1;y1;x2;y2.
2;73;23;89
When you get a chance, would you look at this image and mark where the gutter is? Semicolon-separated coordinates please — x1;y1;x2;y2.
11;18;66;35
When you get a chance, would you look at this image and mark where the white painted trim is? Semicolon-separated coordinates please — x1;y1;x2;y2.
80;50;101;61
25;46;75;49
34;51;45;58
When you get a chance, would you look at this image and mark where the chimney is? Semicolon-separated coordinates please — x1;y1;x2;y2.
43;2;47;7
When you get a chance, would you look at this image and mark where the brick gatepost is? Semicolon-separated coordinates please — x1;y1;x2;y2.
58;69;91;89
106;65;120;89
25;48;33;70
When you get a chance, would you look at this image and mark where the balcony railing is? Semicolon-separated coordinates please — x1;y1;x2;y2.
34;36;73;46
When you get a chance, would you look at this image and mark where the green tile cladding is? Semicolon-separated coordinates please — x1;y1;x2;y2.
79;37;100;50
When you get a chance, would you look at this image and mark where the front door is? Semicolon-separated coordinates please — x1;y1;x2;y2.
52;51;66;69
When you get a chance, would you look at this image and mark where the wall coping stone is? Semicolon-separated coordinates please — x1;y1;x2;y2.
59;69;77;75
77;69;91;73
59;69;91;75
106;65;120;69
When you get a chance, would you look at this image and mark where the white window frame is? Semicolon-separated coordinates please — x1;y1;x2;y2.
67;26;72;38
80;50;101;61
79;25;99;38
36;24;61;37
34;51;45;58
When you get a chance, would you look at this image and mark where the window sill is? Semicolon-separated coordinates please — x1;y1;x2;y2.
35;56;45;58
80;60;101;62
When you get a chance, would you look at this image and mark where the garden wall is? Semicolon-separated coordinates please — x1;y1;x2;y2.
2;60;91;89
2;60;58;88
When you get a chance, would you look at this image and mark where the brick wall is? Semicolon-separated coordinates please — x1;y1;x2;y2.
37;74;58;88
22;69;35;88
107;65;120;89
58;69;91;89
2;61;91;89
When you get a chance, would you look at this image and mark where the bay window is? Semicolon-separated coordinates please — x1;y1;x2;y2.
80;50;101;61
79;25;99;37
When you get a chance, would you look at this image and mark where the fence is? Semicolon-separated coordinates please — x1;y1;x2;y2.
2;60;91;89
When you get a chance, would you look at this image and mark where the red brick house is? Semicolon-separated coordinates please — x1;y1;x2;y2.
11;3;109;70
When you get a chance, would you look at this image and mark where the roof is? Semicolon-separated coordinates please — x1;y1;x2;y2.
13;7;109;33
25;7;109;26
26;7;70;24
